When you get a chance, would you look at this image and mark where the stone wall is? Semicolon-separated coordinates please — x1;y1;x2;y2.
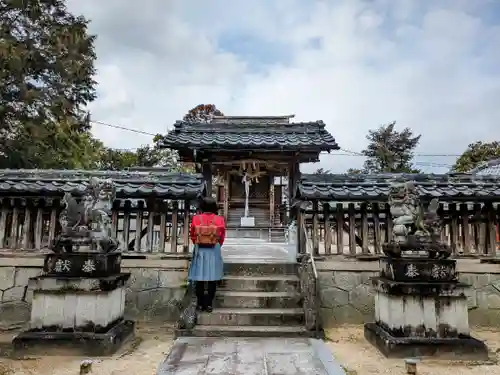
317;259;500;328
2;254;500;329
0;254;189;327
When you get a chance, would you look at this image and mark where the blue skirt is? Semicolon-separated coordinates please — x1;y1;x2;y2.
188;244;224;281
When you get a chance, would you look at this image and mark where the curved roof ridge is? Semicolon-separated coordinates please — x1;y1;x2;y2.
470;157;500;175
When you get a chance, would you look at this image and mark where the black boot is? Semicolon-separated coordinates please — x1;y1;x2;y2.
205;281;217;313
195;281;205;311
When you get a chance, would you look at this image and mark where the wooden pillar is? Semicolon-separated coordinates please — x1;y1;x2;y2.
472;203;483;254
34;202;44;251
348;203;356;255
158;201;166;252
269;174;275;227
297;206;304;254
183;200;190;253
47;199;58;248
111;200;119;239
312;201;319;255
146;198;155;252
449;203;459;255
134;201;144;253
360;203;369;254
335;203;344;254
170;201;179;252
202;163;212;198
486;202;497;256
288;159;300;220
0;199;8;249
385;203;393;243
9;199;19;249
287;166;293;212
372;204;381;254
323;203;332;254
460;203;471;255
21;200;32;250
123;200;132;251
223;172;229;220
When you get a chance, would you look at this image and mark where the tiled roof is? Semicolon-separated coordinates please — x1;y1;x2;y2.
0;170;205;199
297;173;500;201
470;158;500;176
160;119;339;151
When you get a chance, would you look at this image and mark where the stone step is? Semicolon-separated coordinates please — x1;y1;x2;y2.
197;308;304;326
220;275;299;292
224;263;297;276
215;291;301;309
179;325;312;338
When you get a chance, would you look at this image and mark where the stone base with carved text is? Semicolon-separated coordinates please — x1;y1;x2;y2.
12;253;134;356
364;257;488;360
43;252;121;277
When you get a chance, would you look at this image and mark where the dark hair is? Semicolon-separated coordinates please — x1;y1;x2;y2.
199;197;218;214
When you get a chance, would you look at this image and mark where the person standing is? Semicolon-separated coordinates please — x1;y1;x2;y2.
188;197;225;312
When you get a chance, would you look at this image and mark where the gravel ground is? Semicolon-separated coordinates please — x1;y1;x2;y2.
0;324;175;375
326;326;500;375
1;324;499;375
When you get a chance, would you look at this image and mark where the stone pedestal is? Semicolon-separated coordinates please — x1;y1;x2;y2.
364;257;488;359
13;253;134;356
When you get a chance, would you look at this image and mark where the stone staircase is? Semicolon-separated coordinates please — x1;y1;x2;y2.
227;207;271;227
226;206;286;242
178;262;313;338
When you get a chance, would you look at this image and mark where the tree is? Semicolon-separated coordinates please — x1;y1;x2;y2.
182;104;224;123
134;135;186;170
96;135;192;172
347;168;363;174
94;148;139;170
313;168;330;175
360;122;421;173
0;0;97;169
452;141;500;172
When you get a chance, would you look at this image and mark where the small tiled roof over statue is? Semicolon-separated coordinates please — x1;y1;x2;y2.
160;115;339;163
469;158;500;176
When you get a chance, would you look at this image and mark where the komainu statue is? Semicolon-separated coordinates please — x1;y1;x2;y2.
53;177;119;253
383;180;451;259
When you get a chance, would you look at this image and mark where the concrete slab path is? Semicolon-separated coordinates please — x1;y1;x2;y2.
156;337;346;375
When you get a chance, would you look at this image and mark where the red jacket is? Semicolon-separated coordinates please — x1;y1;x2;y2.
190;213;226;246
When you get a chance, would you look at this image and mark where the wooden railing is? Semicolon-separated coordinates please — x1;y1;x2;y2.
300;202;500;257
3;195;499;258
0;198;196;253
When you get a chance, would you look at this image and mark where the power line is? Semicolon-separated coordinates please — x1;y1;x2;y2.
335;148;460;157
330;152;461;157
91;120;157;136
90;120;462;159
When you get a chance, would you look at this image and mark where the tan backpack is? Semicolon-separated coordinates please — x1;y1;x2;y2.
194;216;219;245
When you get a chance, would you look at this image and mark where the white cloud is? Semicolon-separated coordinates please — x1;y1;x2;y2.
67;0;500;173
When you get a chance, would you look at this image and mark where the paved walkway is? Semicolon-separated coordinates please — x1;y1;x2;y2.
156;337;345;375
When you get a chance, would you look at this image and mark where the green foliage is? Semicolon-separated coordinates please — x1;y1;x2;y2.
359;122;421;174
0;0;97;169
182;104;224;123
313;168;330;175
95;148;139;170
452;141;500;172
97;135;193;172
346;168;363;174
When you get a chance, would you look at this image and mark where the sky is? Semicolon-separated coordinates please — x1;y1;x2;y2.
66;0;500;174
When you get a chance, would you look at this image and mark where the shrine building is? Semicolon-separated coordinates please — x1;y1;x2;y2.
160;115;339;231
